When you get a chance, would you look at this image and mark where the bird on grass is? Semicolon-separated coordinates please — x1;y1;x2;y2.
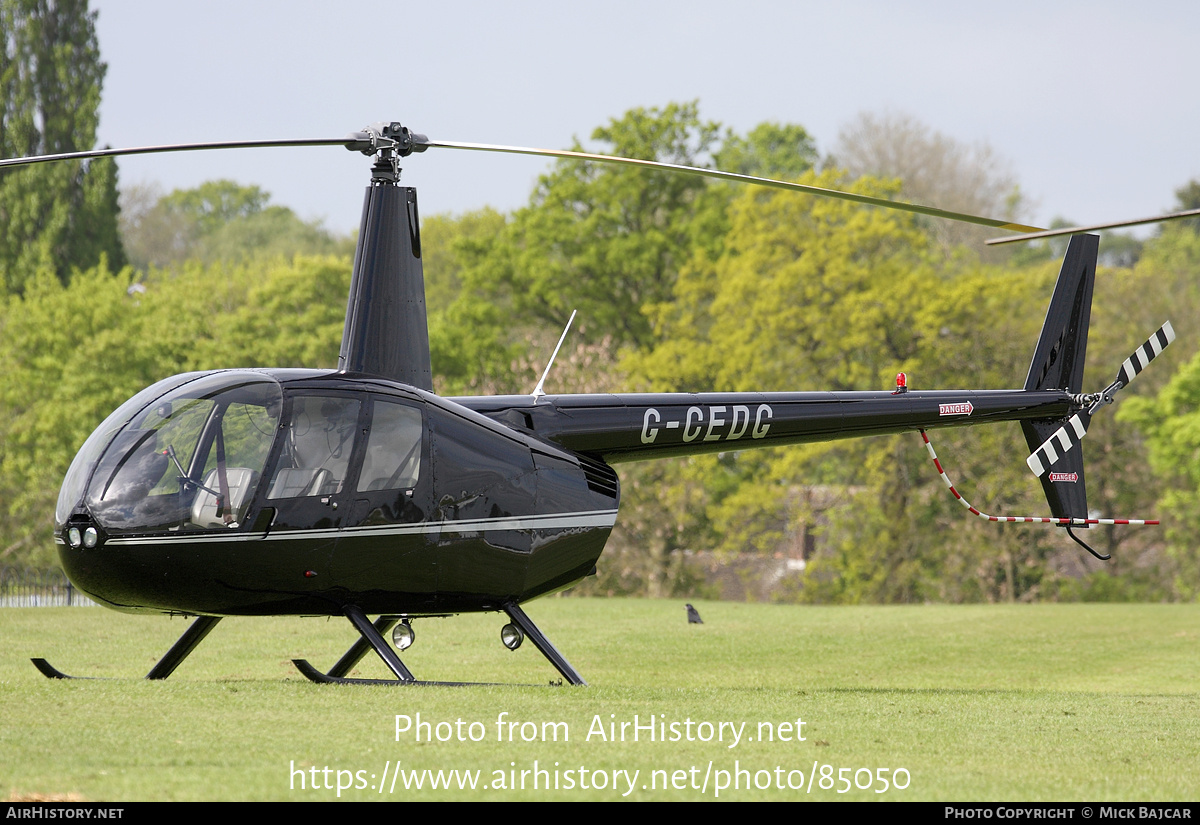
686;604;703;624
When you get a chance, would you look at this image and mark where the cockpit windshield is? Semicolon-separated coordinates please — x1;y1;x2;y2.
83;372;282;533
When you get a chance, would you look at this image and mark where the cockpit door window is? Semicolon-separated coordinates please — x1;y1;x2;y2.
267;395;362;500
357;400;423;492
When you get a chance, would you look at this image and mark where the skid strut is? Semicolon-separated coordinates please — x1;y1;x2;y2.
293;606;416;685
326;614;402;678
293;603;586;686
503;602;586;686
33;615;222;680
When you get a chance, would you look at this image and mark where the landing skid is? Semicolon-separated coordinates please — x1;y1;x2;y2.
292;602;587;687
291;658;485;687
31;657;90;680
32;615;222;681
32;602;587;687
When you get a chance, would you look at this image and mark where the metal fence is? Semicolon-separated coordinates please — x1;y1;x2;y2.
0;566;95;607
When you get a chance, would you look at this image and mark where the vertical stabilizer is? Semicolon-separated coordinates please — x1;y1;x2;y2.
1021;235;1098;521
1024;234;1097;394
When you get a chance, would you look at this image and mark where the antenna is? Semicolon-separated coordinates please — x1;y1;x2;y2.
531;310;577;400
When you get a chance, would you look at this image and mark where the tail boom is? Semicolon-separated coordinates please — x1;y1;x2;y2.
457;388;1072;463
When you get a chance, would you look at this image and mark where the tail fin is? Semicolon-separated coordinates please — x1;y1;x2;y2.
1021;234;1098;522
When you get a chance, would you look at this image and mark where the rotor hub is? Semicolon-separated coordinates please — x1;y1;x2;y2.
344;121;428;184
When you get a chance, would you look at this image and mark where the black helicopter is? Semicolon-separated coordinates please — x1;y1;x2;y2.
11;121;1182;687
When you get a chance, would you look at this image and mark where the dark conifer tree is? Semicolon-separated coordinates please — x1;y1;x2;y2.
0;0;125;292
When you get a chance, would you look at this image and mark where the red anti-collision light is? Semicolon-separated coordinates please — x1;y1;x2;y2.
896;372;907;389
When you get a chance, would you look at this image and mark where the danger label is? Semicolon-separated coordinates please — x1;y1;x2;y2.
938;402;974;416
1049;472;1079;482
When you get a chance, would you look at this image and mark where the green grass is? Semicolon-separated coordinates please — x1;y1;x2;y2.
2;600;1198;801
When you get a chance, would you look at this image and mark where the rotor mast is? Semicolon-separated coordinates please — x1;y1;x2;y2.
337;122;433;391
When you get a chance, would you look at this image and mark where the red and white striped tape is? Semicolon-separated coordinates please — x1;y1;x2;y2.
919;430;1157;526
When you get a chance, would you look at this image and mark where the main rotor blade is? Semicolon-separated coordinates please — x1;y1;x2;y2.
420;138;1045;234
0;128;1050;237
0;138;352;170
985;208;1200;245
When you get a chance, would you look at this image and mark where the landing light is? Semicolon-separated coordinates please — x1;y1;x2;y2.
83;527;98;548
67;527;81;548
500;623;524;651
392;621;414;651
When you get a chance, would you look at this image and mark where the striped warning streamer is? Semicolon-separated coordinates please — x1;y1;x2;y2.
920;430;1157;526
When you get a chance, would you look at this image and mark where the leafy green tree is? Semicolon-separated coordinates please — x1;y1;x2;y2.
120;179;350;270
0;253;355;567
191;256;351;370
1112;221;1200;600
158;179;270;236
0;0;125;292
630;169;930;393
714;121;818;179
421;209;526;395
1175;179;1200;210
421;209;506;315
199;207;350;264
1118;328;1200;601
1119;353;1200;600
1167;178;1200;233
437;105;822;399
449;101;727;365
0;262;212;565
1096;231;1143;268
619;170;941;599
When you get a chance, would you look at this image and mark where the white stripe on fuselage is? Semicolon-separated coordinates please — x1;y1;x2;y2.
103;509;619;546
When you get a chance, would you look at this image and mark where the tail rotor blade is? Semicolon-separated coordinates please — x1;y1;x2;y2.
1026;412;1090;477
1026;320;1176;478
1115;321;1175;390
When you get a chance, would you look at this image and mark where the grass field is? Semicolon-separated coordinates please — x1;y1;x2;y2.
2;599;1197;801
